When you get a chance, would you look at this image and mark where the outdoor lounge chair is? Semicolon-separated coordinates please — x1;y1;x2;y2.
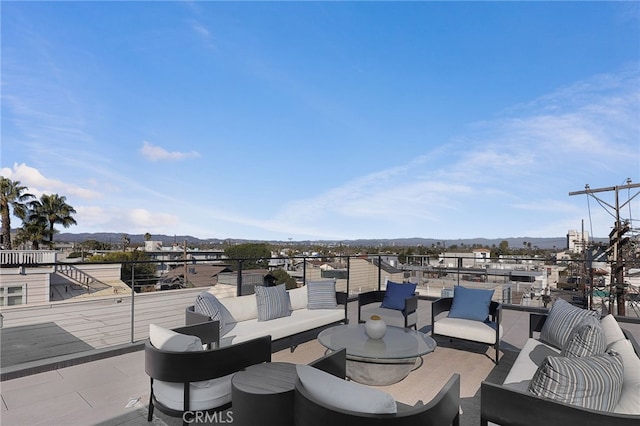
431;286;503;363
358;281;419;329
294;366;461;426
144;321;271;425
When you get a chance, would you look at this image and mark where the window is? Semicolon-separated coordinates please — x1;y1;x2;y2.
0;285;26;306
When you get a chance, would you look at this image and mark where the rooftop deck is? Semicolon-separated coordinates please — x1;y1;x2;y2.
1;294;639;426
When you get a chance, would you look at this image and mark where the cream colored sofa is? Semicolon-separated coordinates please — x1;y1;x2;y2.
481;308;640;426
186;285;348;350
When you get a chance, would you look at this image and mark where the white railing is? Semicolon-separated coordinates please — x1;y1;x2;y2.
0;250;57;265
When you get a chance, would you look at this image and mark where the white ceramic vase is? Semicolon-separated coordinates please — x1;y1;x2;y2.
365;316;387;339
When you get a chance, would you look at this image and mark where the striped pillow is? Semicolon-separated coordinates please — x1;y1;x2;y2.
561;315;605;358
194;292;225;332
307;280;337;310
528;352;623;412
255;284;291;322
540;299;599;349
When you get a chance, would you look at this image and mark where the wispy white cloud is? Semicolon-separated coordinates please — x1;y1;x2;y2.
1;163;102;200
267;69;639;239
139;141;201;162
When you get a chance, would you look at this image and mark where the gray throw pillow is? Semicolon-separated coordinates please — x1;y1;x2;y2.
561;315;605;358
540;299;599;349
255;284;291;321
306;280;337;309
528;351;623;412
194;291;226;333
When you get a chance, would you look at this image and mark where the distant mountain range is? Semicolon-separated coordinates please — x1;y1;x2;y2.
53;232;606;250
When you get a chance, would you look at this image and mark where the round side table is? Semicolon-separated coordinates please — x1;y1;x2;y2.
231;362;297;426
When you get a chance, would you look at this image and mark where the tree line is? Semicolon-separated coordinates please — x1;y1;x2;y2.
0;177;77;250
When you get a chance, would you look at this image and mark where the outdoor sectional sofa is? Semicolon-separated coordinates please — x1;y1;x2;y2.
481;299;640;426
185;280;348;351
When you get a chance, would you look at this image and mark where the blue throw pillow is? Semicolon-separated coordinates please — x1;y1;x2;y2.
447;286;494;322
381;281;417;311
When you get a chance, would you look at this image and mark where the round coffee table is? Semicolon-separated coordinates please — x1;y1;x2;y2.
317;324;437;385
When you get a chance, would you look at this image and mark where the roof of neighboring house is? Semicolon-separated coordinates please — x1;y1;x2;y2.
368;257;403;274
166;264;233;287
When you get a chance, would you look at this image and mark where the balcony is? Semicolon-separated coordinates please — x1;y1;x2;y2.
1;253;639;425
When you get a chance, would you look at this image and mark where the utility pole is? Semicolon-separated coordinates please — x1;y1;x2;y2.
569;181;640;315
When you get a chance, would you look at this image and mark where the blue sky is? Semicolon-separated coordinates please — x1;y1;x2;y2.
2;1;639;242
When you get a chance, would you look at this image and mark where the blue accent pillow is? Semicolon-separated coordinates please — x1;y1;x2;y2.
381;281;417;311
447;286;494;322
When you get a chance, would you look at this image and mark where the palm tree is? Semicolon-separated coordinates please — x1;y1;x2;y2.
30;194;77;248
0;177;35;249
14;216;48;250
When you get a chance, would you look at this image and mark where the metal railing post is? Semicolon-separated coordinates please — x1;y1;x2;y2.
237;260;243;297
377;255;382;290
130;264;135;343
303;257;307;284
346;256;350;295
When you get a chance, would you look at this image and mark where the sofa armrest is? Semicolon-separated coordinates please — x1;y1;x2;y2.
403;295;419;329
173;321;220;349
621;328;640;356
336;291;349;324
529;313;548;338
480;381;639;426
185;305;212;326
357;291;385;323
432;297;453;318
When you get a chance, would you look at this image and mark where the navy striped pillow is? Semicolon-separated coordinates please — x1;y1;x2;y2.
540;299;599;349
561;316;605;358
194;292;225;332
255;284;291;321
528;352;623;412
307;280;337;310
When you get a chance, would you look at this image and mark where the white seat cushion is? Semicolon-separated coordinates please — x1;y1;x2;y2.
433;317;502;345
220;307;344;346
600;314;626;348
296;365;397;414
153;373;234;411
503;338;560;391
610;338;640;415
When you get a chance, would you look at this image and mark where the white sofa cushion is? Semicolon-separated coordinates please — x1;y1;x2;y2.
219;307;344;346
149;324;203;352
219;294;258;322
503;338;560;391
296;364;397;414
288;286;308;311
433;317;502;345
600;314;626;348
610;338;640;415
